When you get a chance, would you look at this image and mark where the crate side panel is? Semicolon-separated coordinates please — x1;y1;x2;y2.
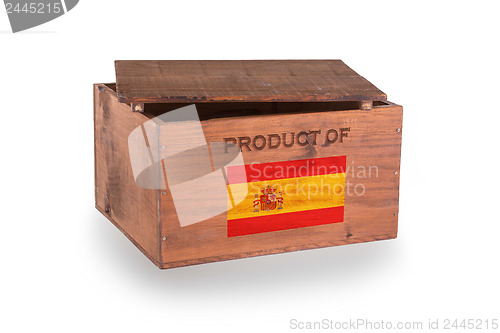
94;84;160;264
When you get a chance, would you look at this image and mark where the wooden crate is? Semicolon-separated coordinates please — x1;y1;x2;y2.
94;60;403;269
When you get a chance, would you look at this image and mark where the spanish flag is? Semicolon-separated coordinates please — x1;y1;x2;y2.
226;156;346;237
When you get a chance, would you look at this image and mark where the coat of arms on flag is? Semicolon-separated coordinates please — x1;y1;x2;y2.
253;186;284;212
226;156;346;237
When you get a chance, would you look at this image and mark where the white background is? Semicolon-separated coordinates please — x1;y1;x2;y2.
1;1;499;332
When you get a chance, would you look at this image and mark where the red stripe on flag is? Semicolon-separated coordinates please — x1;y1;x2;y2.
227;206;344;237
226;155;346;184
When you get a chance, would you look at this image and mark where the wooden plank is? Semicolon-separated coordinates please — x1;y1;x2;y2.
157;102;402;267
94;84;161;266
159;234;397;269
115;60;387;104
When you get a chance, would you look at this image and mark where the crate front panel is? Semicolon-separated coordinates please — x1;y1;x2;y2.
158;104;402;266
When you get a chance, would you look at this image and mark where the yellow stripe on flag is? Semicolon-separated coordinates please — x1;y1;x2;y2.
227;173;346;220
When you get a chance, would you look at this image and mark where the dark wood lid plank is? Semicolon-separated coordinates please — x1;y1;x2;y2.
115;60;386;104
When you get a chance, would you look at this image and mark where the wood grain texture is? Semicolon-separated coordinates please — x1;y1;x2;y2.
158;102;403;267
159;233;397;269
94;84;161;264
115;60;387;104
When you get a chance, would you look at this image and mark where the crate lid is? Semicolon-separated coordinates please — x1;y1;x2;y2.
115;60;386;104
